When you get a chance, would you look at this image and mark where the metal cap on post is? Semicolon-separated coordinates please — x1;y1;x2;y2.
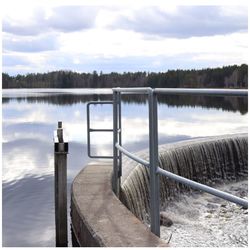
54;121;68;247
57;121;63;142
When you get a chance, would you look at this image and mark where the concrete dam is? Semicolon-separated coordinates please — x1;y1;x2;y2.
71;133;248;246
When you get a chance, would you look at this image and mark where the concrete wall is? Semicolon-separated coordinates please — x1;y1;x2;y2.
71;162;167;247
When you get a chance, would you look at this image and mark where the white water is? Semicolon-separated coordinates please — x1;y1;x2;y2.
120;134;248;247
161;180;248;247
121;134;248;222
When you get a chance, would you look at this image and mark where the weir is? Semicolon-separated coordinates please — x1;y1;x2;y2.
70;87;248;244
120;134;248;222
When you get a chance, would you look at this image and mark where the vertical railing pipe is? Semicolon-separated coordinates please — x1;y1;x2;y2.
148;90;160;237
86;103;91;157
112;90;120;196
118;92;122;178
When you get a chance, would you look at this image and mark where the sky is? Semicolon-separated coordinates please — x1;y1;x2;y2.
1;0;248;75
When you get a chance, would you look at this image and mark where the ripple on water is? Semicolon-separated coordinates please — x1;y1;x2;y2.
2;175;56;247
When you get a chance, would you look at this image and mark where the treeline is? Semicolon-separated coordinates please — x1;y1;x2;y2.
2;64;248;89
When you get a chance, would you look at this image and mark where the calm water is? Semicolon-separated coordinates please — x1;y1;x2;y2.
2;88;248;247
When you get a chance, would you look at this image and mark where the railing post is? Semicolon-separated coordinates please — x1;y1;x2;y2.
86;103;91;157
54;121;68;247
148;90;160;237
112;90;120;196
118;92;122;178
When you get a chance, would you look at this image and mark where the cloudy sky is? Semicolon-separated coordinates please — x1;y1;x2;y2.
2;0;248;75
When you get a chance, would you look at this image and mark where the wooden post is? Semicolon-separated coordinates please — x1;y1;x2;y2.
54;121;68;247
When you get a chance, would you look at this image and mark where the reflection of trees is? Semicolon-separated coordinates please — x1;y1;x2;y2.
156;95;248;115
2;94;248;114
2;94;107;106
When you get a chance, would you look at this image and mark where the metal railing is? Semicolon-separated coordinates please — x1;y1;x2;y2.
87;87;248;237
87;101;114;159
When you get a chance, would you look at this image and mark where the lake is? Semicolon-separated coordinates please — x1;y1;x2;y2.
2;88;248;247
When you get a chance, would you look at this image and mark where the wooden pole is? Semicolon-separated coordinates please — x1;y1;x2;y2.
54;121;68;247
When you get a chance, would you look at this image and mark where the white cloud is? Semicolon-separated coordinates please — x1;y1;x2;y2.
3;6;98;36
109;6;247;38
2;2;248;75
3;34;59;52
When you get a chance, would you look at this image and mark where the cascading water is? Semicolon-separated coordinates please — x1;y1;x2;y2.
120;134;248;223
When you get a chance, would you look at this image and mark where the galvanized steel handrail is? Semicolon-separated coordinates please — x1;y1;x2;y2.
116;142;248;208
86;88;248;237
157;167;248;208
154;88;248;96
113;87;151;94
111;87;248;237
115;143;150;168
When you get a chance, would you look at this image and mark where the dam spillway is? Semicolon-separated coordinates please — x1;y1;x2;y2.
120;133;248;223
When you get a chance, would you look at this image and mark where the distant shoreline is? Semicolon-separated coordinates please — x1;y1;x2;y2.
2;64;248;89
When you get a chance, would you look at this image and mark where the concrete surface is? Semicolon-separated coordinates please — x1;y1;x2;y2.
71;162;167;247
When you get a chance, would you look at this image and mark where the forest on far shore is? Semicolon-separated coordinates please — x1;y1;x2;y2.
2;64;248;89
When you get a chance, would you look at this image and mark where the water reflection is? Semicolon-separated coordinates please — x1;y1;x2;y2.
2;89;248;247
2;175;55;247
2;89;248;114
2;139;53;184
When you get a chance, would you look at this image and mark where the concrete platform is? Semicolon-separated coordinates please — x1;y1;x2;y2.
71;162;167;247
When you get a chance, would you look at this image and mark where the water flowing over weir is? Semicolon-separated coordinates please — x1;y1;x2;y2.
120;134;248;223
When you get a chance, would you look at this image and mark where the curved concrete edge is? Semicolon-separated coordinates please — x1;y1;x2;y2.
71;162;167;247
